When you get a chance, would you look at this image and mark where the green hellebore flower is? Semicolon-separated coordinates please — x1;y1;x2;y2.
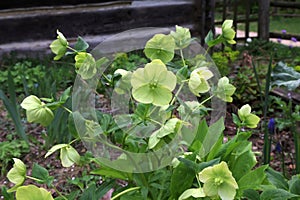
7;158;26;192
215;77;236;102
50;30;68;60
114;69;133;94
75;52;97;80
170;25;192;50
21;95;54;126
199;161;238;200
16;185;54;200
131;59;176;106
238;104;260;128
188;67;214;96
221;20;236;45
144;34;175;63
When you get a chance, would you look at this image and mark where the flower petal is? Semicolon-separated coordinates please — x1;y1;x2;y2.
152;87;173;106
203;179;218;197
132;85;153;104
218;182;237;200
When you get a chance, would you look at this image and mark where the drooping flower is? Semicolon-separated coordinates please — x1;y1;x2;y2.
238;104;260;128
221;20;236;45
144;34;175;63
199;161;238;200
49;30;68;60
275;142;282;153
188;67;214;96
268;118;275;135
282;29;287;34
131;59;177;106
21;95;54;126
170;25;192;50
215;77;236;102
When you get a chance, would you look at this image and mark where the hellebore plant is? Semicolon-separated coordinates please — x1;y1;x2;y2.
8;20;298;200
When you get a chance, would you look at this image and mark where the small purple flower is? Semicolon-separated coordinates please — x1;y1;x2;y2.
268;118;275;135
291;37;298;43
281;29;287;34
275;142;282;153
277;38;282;43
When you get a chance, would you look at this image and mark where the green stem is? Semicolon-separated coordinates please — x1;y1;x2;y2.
67;45;78;53
180;49;186;67
26;176;43;182
263;56;273;165
170;82;185;105
51;184;68;200
204;47;211;57
111;187;140;200
61;105;72;114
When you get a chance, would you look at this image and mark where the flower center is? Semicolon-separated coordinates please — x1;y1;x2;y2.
214;177;224;186
149;82;158;90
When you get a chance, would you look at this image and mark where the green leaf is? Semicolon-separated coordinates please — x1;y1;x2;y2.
32;163;54;186
204;30;214;46
189;120;208;152
91;165;132;180
170;154;196;199
74;36;89;52
176;66;189;83
230;149;257;181
289;175;300;195
0;89;28;142
178;188;205;200
272;61;300;91
144;34;175;63
59;86;72;103
199;117;225;158
266;167;289;190
16;185;54;200
260;189;299;200
238;165;268;191
242;189;261;200
45;144;68;158
79;180;115;200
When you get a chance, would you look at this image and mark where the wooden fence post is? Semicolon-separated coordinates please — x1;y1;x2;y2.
258;0;270;40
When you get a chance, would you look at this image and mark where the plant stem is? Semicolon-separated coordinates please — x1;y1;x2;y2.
263;56;273;164
180;49;186;67
170;83;185;106
51;184;68;200
111;187;140;200
67;45;78;53
61;105;72;114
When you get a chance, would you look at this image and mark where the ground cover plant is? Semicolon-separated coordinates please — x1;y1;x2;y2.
1;20;300;200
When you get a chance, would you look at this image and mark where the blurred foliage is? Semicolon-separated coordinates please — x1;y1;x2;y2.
212;47;240;76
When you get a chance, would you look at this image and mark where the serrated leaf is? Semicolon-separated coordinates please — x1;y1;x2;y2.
260;189;299;200
32;163;54;186
204;30;214;45
266;167;289;190
74;36;89;52
238;165;268;191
